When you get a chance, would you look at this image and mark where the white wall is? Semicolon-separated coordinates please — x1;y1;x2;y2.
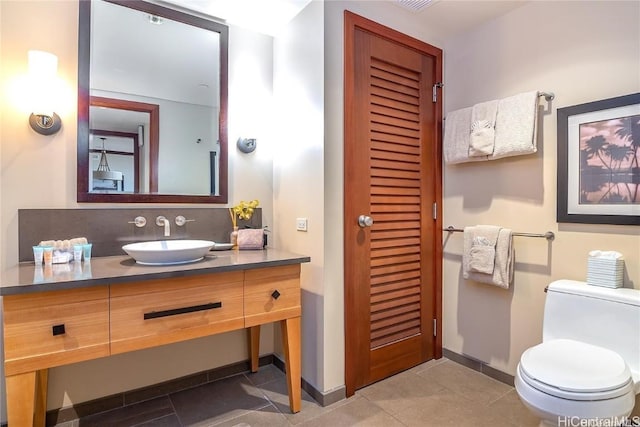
0;2;275;419
273;0;325;391
227;27;275;232
442;0;640;376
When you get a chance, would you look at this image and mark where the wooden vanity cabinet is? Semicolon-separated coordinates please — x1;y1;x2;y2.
3;264;302;427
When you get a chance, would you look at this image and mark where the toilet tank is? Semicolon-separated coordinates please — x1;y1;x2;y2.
543;280;640;376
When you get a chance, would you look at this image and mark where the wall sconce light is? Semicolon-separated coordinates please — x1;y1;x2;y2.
28;50;62;135
237;137;257;153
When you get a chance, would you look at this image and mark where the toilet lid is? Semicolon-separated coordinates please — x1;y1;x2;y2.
520;339;631;393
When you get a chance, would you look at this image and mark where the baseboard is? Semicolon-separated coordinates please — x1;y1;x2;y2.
443;348;515;386
272;354;346;407
44;354;274;426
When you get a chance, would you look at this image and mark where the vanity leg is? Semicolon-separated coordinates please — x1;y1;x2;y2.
248;325;261;373
6;371;38;427
34;369;49;427
281;316;301;413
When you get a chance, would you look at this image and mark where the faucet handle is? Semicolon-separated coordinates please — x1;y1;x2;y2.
175;215;196;227
128;216;147;228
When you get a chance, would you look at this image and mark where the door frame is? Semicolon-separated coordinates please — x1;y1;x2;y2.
343;10;443;396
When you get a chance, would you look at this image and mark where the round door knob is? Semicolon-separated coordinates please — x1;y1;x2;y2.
358;215;374;228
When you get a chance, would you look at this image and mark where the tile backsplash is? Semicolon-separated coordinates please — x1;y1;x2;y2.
18;208;262;262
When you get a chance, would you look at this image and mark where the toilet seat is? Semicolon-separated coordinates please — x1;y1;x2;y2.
519;339;633;401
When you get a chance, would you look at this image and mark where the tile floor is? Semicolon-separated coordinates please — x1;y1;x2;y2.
53;358;546;426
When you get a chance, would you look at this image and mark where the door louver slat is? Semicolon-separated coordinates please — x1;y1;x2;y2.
371;245;420;258
371;253;421;267
371;159;420;172
371;61;420;81
371;77;420;98
371;95;419;114
371;104;420;122
370;302;421;322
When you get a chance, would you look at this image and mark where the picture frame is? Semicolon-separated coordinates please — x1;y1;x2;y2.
557;93;640;225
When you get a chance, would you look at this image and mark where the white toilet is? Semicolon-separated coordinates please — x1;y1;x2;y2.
515;279;640;426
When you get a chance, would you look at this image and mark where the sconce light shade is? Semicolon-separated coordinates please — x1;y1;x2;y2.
28;50;62;135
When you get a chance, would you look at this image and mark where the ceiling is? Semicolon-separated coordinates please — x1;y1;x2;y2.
158;0;527;39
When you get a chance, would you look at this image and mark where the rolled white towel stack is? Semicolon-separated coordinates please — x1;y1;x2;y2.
587;250;624;288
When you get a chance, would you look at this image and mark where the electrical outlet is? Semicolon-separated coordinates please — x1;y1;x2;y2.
296;218;308;232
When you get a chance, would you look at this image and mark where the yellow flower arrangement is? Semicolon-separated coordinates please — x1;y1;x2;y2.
229;200;259;228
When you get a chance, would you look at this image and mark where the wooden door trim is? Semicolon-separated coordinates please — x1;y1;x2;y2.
343;10;443;397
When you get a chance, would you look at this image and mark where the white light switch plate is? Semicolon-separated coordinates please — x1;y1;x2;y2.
296;218;308;231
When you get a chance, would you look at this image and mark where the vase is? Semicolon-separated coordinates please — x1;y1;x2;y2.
230;226;239;249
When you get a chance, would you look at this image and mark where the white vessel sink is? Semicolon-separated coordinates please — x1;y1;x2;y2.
122;240;215;265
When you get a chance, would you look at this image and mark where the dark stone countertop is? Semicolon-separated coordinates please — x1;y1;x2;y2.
0;248;310;296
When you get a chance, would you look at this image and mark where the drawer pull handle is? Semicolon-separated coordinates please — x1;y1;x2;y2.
52;324;66;336
271;290;281;300
144;302;222;320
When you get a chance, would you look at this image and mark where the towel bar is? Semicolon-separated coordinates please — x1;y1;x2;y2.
538;91;555;101
444;226;555;241
443;91;555;121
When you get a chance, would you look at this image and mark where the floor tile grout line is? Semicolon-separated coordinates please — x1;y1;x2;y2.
358;392;410;425
387;410;411;427
165;391;183;427
130;413;179;427
486;387;515;407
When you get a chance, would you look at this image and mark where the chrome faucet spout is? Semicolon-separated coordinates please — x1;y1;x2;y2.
156;216;170;237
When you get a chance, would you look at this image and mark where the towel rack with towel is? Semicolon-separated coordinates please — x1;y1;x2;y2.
444;90;555;164
443;91;555;121
444;226;555;241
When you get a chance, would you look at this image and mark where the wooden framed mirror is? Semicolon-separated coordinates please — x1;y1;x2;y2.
77;0;228;203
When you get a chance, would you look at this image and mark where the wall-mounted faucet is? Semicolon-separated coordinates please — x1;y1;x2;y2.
175;215;195;226
128;216;147;228
156;216;170;237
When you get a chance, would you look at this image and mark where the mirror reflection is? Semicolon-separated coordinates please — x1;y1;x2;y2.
77;0;228;203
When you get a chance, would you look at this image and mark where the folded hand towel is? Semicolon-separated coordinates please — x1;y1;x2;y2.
463;226;514;289
492;91;539;160
464;225;500;275
469;226;500;274
469;100;499;157
444;107;486;164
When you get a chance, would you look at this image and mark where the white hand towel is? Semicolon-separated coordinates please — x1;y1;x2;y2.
468;226;500;274
469;100;499;157
463;226;514;289
444;107;487;164
492;91;539;160
463;225;499;275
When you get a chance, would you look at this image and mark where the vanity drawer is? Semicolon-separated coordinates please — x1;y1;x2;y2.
244;264;301;327
110;272;244;354
2;286;110;376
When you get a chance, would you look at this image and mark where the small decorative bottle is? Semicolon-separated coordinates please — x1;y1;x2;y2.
230;226;239;249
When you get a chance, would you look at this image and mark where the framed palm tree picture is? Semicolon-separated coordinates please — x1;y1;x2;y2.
557;93;640;225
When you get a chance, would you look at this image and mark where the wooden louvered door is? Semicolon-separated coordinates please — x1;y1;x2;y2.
344;11;443;396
